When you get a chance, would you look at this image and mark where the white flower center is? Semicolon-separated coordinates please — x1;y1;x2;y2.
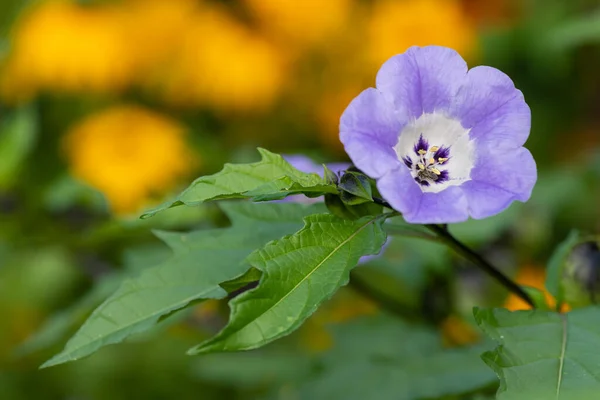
393;112;474;193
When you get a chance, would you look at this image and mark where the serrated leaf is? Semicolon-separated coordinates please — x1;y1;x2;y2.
42;202;323;368
545;230;580;308
142;148;337;218
188;213;387;354
299;315;496;400
18;245;172;356
475;307;600;400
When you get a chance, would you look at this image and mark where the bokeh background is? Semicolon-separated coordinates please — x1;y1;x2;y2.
1;0;600;398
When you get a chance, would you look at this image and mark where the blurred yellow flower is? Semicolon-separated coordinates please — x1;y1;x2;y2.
122;0;198;83
2;1;133;97
504;265;571;312
367;0;477;68
440;315;480;347
299;289;378;353
63;105;194;214
243;0;353;51
162;6;285;112
316;86;365;153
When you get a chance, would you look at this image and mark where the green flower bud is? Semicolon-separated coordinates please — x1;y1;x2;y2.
562;237;600;308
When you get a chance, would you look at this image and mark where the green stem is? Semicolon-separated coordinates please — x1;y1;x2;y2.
426;224;535;308
372;196;536;308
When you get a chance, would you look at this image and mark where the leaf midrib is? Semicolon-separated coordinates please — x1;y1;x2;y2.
200;216;378;350
556;313;567;399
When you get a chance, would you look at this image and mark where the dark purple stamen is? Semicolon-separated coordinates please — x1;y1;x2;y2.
414;177;430;186
437;170;450;184
413;134;428;155
402;156;412;169
434;146;451;162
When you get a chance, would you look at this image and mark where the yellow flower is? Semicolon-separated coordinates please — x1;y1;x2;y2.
367;0;477;68
299;289;378;353
440;315;480;347
504;265;571;312
121;0;198;83
63;105;194;214
162;6;285;112
243;0;353;51
2;0;133;97
316;85;365;153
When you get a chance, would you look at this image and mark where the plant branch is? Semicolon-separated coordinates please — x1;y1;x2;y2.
371;195;535;308
426;224;536;308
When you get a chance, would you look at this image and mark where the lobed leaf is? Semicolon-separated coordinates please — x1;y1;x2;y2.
188;213;388;354
141;148;337;218
41;202;323;368
475;307;600;400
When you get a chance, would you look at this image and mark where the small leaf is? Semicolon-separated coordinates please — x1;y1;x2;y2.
188;213;387;354
545;230;580;308
142;148;337;218
475;307;600;400
41;202;322;368
338;171;373;205
323;165;339;185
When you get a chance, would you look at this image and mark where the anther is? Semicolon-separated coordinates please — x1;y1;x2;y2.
428;158;435;165
418;163;425;170
418;149;427;155
431;168;441;175
430;146;439;152
438;157;448;163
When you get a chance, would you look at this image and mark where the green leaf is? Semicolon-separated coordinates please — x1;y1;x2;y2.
545;230;580;308
338;171;373;205
17;273;125;357
141;148;337;218
18;245;172;356
324;193;382;220
188;213;387;354
219;268;262;293
299;315;496;400
475;307;600;400
0;106;37;189
41;202;323;368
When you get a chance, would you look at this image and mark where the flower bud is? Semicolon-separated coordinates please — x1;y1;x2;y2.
562;237;600;308
338;171;373;205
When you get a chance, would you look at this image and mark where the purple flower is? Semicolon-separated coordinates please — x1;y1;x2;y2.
340;46;536;224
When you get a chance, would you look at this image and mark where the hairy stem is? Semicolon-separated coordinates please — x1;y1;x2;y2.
372;196;536;308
